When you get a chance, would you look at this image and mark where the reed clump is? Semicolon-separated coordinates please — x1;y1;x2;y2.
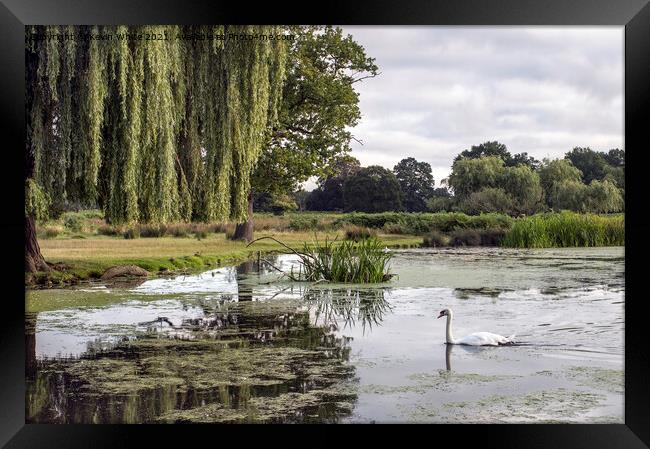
248;236;393;283
502;211;624;248
302;237;393;283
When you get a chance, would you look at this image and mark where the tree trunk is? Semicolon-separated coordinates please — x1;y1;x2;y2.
232;191;254;242
236;260;255;301
25;215;50;273
25;44;50;274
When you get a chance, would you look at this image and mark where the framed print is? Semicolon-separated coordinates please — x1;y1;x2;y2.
1;0;649;447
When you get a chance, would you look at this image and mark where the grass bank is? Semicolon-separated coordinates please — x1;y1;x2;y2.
29;230;421;287
29;210;624;287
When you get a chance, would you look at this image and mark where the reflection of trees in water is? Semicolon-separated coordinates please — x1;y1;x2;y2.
27;301;356;423
303;288;391;334
236;260;256;301
26;256;376;423
26;314;37;380
173;299;353;357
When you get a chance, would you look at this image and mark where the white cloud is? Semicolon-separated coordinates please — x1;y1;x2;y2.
339;26;623;185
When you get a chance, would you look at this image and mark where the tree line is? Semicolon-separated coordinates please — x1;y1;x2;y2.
302;142;624;215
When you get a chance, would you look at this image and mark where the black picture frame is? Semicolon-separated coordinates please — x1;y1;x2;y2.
1;0;648;447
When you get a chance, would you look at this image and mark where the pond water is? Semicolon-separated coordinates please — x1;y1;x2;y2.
26;247;624;423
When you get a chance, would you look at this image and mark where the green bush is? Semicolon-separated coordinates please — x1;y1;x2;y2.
422;228;506;247
76;209;104;220
336;212;403;229
43;227;61;238
289;216;320;231
344;225;377;242
336;212;514;235
450;229;482;246
422;230;449;247
63;213;84;233
123;227;140;239
382;222;408;234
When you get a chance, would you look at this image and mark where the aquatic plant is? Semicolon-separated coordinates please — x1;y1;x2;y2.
502;211;624;248
248;236;394;283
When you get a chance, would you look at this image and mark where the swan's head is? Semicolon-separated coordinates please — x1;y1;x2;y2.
437;308;451;319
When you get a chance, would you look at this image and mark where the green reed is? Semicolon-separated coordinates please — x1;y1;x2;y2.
248;236;394;283
502;211;624;248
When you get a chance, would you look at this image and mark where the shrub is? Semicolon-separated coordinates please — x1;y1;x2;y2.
194;230;208;240
139;223;168;238
335;212;402;229
479;228;507;246
422;230;449;247
289;216;319;231
123;227;140;239
42;226;62;239
77;209;104;220
450;229;482;246
63;213;84;233
335;211;514;236
344;225;377;242
96;224;119;236
382;222;407;234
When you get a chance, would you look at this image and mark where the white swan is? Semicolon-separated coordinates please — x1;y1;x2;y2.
437;308;515;346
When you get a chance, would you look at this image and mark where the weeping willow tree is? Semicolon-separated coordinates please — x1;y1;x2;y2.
25;25;288;272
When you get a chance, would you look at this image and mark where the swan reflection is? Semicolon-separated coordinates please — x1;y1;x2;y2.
444;342;497;371
445;343;452;371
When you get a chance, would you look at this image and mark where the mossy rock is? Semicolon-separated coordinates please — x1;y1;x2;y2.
100;265;149;280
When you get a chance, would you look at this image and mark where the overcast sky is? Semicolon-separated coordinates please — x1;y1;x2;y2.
308;26;623;189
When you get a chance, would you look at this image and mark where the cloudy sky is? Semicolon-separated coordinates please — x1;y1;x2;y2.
322;26;624;188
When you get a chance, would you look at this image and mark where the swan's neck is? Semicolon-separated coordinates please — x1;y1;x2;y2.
446;313;456;344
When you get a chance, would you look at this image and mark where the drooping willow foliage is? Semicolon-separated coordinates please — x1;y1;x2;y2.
26;25;288;225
